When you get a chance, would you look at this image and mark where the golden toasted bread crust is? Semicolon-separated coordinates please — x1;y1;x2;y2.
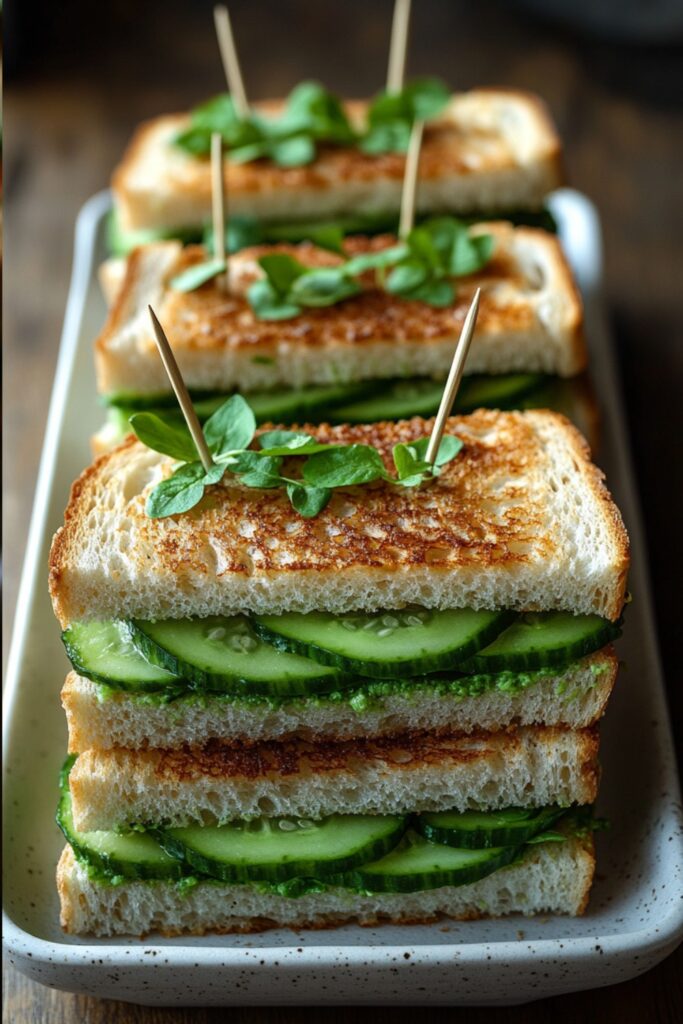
49;410;629;626
95;227;584;378
113;88;562;194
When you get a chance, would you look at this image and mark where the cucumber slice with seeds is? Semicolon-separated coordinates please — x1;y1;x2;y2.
415;806;565;849
57;757;182;881
128;616;354;696
252;608;514;678
343;831;522;893
62;621;182;690
156;814;407;884
459;612;621;674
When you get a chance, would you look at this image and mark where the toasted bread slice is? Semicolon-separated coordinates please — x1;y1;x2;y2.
49;411;629;626
62;649;617;752
68;725;599;830
95;224;584;397
112;90;562;234
58;835;594;936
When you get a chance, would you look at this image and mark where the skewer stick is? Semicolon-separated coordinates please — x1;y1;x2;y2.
387;0;412;93
148;306;214;472
425;288;481;466
214;5;250;118
211;132;226;266
398;118;423;239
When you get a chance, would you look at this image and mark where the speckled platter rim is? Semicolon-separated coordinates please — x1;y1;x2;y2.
3;190;682;1006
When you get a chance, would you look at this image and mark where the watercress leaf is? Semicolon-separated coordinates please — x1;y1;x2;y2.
229;140;273;164
344;244;407;275
170;259;227;293
203;394;256;457
450;229;494;276
173;126;213;156
286;483;333;517
302;444;388;487
271;135;316;167
190;93;241;131
404;77;450;120
130;413;199;463
406;226;443;270
290;267;360;308
421;217;459;262
229;450;285;488
257;431;338;456
385;260;429;296
409;278;455;307
247;279;302;320
392;442;431;480
360;120;412;155
258;253;308;295
410;434;463;466
146;462;207;518
203;462;228;485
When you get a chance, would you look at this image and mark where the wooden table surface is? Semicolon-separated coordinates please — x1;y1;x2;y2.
3;0;682;1018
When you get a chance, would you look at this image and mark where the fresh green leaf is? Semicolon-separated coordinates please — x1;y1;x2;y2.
286;483;333;517
258;253;308;295
305;224;346;255
344;244;407;275
271;135;316;167
203;216;264;255
302;444;388;487
170;259;227;293
203;394;256;458
146;462;208;518
409;435;464;466
228;450;285;487
257;431;337;456
361;77;450;154
407;278;455;306
247;279;302;320
450;229;494;276
290;267;361;308
385;260;429;295
130;413;199;463
392;442;432;481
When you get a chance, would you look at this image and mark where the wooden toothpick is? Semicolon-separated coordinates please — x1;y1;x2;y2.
425;288;481;466
211;132;226;267
387;0;412;93
148;306;214;472
214;5;250;118
398;118;424;239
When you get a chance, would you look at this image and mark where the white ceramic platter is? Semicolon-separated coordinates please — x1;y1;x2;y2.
3;190;682;1006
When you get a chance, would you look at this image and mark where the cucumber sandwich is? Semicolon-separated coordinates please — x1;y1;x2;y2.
50;409;628;935
110;88;562;256
93;222;589;454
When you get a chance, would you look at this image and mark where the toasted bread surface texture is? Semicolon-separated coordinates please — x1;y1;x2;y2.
68;725;599;830
58;837;594;936
113;90;563;233
95;225;585;396
62;649;616;751
49;411;629;625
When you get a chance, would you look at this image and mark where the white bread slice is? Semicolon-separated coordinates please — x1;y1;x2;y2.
57;836;594;936
68;725;599;831
95;224;584;398
113;90;562;234
62;649;617;752
49;411;629;626
98;256;126;306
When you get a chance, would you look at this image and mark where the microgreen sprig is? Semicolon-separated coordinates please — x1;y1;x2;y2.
247;217;494;319
131;395;463;520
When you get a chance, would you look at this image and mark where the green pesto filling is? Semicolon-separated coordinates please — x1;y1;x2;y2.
93;659;608;711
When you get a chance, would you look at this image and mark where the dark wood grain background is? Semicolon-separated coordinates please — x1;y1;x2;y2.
3;0;682;1019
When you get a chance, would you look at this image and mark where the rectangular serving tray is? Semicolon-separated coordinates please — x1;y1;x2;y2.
3;189;682;1006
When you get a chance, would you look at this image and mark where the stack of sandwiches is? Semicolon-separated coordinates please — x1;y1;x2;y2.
51;410;628;936
48;11;629;938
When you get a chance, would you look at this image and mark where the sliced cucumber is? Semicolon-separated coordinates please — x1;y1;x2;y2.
252;608;514;679
57;757;182;881
333;374;547;423
459;612;621;674
156;814;407;884
128;616;354;696
414;806;565;849
343;831;521;893
62;621;182;690
244;382;377;423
